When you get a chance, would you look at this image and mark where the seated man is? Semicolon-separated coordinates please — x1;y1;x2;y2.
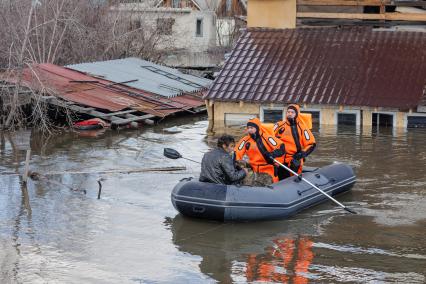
274;104;316;180
199;135;247;185
235;118;285;183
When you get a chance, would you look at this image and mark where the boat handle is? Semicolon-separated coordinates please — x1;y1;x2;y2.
297;182;326;195
297;188;312;196
192;206;206;213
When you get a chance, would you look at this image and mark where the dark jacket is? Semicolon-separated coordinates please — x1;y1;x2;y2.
199;148;246;185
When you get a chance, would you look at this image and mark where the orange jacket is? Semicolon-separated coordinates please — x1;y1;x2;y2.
274;104;316;164
235;118;285;181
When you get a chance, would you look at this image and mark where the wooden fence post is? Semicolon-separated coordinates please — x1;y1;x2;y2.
22;149;31;184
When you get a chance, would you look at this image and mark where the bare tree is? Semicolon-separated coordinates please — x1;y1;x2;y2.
0;0;177;131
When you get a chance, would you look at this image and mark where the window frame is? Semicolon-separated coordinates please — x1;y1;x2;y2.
372;111;396;127
195;18;203;37
335;110;361;126
407;113;426;128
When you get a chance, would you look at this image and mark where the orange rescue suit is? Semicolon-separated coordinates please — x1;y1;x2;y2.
235;118;285;182
274;104;316;175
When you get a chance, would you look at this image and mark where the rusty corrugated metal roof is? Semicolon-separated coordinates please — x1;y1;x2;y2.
205;27;426;109
67;58;212;98
5;64;204;117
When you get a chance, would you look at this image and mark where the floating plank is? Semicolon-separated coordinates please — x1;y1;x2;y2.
29;166;187;176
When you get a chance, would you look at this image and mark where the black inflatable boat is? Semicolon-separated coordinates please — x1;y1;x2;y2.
171;163;356;221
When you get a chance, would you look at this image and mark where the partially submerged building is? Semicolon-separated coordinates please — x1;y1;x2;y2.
67;57;212;99
205;0;426;130
1;58;211;127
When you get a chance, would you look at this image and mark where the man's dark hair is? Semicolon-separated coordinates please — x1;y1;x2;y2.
217;135;235;148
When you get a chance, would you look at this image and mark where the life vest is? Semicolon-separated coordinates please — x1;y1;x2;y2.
263;112;312;133
274;104;316;166
235;118;284;182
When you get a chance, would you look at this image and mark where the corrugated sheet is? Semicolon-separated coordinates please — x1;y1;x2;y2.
205;27;426;109
67;57;212;98
6;64;204;116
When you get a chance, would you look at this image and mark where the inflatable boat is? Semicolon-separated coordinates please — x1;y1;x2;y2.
171;163;356;221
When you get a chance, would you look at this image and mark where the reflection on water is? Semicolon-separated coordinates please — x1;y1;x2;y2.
244;237;313;284
1;117;426;283
166;214;325;284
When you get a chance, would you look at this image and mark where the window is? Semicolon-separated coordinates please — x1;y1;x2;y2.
196;18;203;37
157;18;175;35
263;109;283;123
407;115;426;128
335;110;360;126
372;113;394;127
337;113;357;125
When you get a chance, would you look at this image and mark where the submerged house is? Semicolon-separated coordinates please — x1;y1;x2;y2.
205;0;426;130
1;57;211;128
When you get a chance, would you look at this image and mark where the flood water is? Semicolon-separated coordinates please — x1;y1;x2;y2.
1;115;425;283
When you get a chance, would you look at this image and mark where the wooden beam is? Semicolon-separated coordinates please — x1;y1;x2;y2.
43;96;156;125
42;96;123;122
298;0;388;6
385;12;426;21
111;114;155;125
297;0;426;7
300;18;426;26
297;12;426;21
194;106;207;113
102;109;137;117
29;166;187;176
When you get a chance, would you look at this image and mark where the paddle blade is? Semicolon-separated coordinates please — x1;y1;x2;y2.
164;148;182;159
344;207;357;214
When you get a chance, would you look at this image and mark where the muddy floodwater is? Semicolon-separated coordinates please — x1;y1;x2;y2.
1;115;425;283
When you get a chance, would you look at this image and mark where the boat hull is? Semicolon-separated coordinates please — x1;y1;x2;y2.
171;163;356;221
